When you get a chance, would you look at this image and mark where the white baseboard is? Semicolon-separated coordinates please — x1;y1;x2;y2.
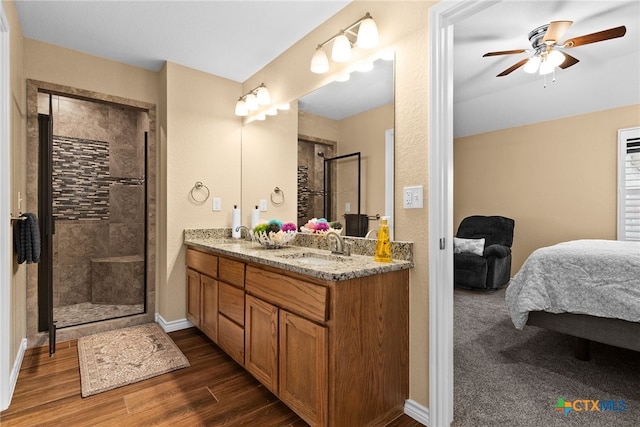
155;314;194;333
3;338;27;411
405;399;430;426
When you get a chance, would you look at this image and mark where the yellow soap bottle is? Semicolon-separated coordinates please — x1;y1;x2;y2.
374;217;392;263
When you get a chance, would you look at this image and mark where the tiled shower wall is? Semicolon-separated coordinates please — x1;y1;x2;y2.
40;94;147;308
297;139;334;227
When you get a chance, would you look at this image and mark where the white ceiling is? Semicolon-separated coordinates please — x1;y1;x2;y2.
14;1;640;136
453;0;640;137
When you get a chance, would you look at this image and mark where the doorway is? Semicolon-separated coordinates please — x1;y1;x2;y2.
37;93;148;332
26;80;156;346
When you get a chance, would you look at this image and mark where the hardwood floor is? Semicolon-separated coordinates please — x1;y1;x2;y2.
0;327;423;426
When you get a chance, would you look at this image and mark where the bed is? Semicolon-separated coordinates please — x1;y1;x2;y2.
505;239;640;359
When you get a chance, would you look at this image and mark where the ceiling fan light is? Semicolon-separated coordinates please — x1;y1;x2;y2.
539;60;554;75
332;33;352;62
235;99;248;116
245;93;259;111
523;56;541;74
356;15;379;49
256;85;271;105
311;47;329;74
547;49;565;67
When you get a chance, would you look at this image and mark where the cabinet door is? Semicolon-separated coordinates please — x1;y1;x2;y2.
245;295;279;393
200;275;218;342
186;268;201;327
279;310;328;427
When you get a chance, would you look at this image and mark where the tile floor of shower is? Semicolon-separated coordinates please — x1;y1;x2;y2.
53;303;144;328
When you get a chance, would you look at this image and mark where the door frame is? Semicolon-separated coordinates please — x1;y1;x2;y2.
428;1;501;425
1;1;11;411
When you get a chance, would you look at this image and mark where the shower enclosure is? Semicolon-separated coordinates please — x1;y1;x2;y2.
37;92;148;333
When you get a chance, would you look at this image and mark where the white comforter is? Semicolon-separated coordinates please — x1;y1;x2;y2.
505;239;640;329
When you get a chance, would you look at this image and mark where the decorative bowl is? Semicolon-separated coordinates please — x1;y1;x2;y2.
251;230;297;249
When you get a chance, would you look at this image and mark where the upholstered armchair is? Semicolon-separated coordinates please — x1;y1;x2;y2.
454;215;515;291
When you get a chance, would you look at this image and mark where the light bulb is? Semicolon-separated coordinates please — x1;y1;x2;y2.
245;93;258;110
256;85;270;105
331;33;352;62
310;47;329;74
356;15;379;49
277;103;290;111
266;107;278;116
235;99;248;116
255;113;266;121
547;49;565;67
539;60;554;75
523;56;541;74
335;73;350;82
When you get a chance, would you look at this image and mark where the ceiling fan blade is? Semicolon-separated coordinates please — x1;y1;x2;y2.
559;53;579;69
562;26;626;48
483;49;526;57
497;58;528;77
543;21;573;44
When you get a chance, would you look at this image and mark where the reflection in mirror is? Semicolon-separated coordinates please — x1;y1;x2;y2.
297;57;394;238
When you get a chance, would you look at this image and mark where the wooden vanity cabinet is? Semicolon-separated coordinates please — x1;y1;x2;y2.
185;246;409;427
217;257;246;365
186;249;218;342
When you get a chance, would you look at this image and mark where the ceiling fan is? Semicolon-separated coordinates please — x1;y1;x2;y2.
483;21;627;77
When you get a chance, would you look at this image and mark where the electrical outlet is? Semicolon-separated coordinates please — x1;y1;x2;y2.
345;202;351;212
259;199;267;212
403;186;423;209
212;197;221;211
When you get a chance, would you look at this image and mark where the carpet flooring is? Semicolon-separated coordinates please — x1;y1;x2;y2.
77;323;190;397
453;287;640;426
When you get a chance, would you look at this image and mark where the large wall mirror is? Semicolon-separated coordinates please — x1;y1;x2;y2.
241;57;395;239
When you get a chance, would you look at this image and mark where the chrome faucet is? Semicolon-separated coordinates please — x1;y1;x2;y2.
325;231;350;256
365;229;378;239
235;225;252;241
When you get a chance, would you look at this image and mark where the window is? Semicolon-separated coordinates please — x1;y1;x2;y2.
618;127;640;241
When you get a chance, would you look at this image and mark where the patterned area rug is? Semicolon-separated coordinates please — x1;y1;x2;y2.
77;323;190;397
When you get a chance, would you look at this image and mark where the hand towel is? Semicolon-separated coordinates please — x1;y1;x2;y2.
13;213;41;264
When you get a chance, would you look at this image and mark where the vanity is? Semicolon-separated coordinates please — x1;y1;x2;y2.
183;230;412;427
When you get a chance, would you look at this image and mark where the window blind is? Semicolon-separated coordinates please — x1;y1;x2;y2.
618;127;640;241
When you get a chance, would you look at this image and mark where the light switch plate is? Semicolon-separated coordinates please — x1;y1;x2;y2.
345;202;351;212
212;197;221;211
403;186;423;209
259;199;267;212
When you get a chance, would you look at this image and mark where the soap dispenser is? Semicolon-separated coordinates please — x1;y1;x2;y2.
374;217;392;263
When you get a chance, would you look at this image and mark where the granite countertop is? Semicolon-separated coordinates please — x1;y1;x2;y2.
184;231;413;282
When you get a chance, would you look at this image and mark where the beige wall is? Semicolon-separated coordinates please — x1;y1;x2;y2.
241;1;433;406
241;105;299;226
5;0;26;381
454;104;640;274
163;62;241;322
339;103;393;225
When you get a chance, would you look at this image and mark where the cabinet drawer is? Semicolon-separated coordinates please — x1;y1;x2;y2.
186;248;218;278
245;266;328;323
219;281;245;326
218;314;245;365
219;257;245;288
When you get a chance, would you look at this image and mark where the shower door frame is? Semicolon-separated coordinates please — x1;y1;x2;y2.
25;79;156;346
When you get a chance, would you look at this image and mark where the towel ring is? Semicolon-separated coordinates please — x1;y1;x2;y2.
270;187;285;206
190;181;210;204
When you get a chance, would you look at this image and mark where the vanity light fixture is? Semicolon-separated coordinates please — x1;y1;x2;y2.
310;12;379;74
235;83;271;116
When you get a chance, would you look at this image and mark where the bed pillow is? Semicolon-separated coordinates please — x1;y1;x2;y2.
453;237;485;256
